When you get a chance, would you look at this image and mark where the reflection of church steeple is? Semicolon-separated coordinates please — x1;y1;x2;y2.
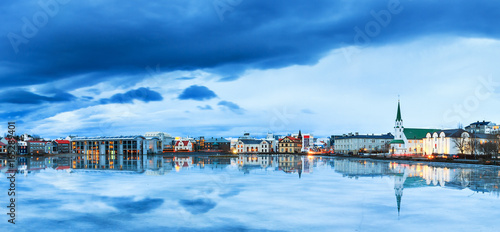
394;173;406;217
298;159;302;179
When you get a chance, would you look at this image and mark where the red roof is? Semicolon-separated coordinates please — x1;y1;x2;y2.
0;141;6;146
279;136;301;142
27;141;48;144
175;140;190;146
54;140;70;144
5;138;16;142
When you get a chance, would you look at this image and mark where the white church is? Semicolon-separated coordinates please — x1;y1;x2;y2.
389;100;478;156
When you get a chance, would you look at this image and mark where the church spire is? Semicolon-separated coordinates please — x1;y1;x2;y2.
396;99;402;122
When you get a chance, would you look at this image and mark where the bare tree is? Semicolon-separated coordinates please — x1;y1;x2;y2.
467;134;479;159
453;136;467;155
478;142;498;160
382;141;391;153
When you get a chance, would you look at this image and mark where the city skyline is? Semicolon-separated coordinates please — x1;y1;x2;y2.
1;1;500;138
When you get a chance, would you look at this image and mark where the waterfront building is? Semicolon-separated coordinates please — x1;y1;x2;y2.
389;100;499;156
265;133;279;153
236;139;270;153
330;135;344;152
421;129;469;155
45;141;56;154
235;133;271;153
71;135;149;155
278;135;302;153
54;140;70;154
301;134;313;152
145;137;162;154
0;141;6;154
18;141;28;155
70;135;152;170
202;137;231;153
145;132;175;151
389;100;442;155
335;133;393;155
465;121;499;134
174;139;194;152
28;140;49;155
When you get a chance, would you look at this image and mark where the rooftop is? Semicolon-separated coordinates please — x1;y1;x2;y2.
71;135;146;141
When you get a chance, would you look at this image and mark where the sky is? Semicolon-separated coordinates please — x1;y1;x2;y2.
1;0;500;139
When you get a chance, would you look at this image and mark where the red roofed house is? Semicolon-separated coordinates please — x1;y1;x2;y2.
174;139;193;152
278;132;303;153
54;140;71;154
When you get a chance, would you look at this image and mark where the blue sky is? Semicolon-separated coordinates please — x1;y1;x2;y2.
1;0;500;138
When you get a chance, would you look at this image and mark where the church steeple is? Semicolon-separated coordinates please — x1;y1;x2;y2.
396;100;402;122
394;99;404;139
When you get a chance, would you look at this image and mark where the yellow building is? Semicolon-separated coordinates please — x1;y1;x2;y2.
278;136;302;153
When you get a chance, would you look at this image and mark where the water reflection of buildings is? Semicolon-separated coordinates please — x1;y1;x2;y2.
234;155;272;174
230;155;318;178
334;158;500;215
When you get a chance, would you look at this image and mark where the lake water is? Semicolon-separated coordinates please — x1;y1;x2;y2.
1;154;499;232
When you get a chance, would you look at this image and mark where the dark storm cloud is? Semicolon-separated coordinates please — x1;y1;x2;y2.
218;100;243;114
0;89;76;104
178;85;217;101
99;87;163;104
2;0;500;89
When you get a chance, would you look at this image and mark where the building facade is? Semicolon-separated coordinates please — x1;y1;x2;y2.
465;121;499;134
54;140;71;154
236;139;270;153
389;100;442;156
145;132;174;152
335;133;393;155
71;136;150;155
0;141;6;154
28;141;49;155
202;137;231;153
174;139;193;152
278;136;302;153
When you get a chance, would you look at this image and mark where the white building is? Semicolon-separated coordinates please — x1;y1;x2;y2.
390;100;499;156
145;132;174;151
335;132;394;155
236;139;270;153
390;100;442;155
174;139;193;152
265;133;279;153
465;121;499;134
301;134;314;152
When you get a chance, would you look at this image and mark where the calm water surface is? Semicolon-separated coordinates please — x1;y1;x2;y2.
1;154;499;232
